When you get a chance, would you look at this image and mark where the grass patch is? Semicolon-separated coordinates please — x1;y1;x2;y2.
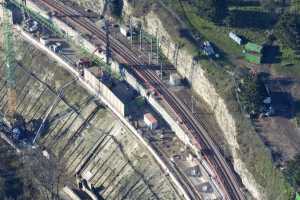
182;9;243;56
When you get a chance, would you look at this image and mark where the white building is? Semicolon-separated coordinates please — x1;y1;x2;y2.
144;113;158;130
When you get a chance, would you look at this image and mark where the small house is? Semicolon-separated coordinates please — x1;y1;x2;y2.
144;113;158;130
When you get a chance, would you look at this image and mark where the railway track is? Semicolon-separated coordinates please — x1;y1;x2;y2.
34;1;245;199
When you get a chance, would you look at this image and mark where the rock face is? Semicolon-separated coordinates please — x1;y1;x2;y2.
122;5;265;200
0;39;181;200
73;0;105;14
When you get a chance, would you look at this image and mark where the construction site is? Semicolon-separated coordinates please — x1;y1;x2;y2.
0;0;254;200
0;26;184;200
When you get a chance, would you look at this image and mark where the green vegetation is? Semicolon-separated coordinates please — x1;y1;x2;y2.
296;192;300;200
10;0;63;37
189;0;228;23
179;7;242;55
284;154;300;192
236;117;293;200
238;74;266;113
275;13;300;50
133;96;145;108
109;0;124;17
245;43;263;53
244;53;261;64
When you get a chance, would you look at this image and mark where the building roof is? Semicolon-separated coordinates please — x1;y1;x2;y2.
245;42;263;53
296;192;300;200
244;53;261;64
144;113;157;124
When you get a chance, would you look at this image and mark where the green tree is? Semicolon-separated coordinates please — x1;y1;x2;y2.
238;74;267;113
261;0;278;13
106;0;124;17
284;154;300;190
276;12;300;50
194;0;228;23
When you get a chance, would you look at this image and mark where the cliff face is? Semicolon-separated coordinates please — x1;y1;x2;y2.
73;0;105;14
122;5;265;200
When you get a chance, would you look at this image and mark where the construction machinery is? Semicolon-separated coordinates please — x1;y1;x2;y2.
1;0;17;120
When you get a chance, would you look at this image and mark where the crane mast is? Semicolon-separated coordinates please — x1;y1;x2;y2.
1;0;17;119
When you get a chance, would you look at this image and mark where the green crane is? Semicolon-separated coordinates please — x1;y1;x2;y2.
1;0;17;119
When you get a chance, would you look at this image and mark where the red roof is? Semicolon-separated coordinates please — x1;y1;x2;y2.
144;113;157;124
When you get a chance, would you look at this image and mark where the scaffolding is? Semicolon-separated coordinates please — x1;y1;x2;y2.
1;0;17;118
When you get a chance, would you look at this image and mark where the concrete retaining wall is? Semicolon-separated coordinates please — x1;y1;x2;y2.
84;69;125;116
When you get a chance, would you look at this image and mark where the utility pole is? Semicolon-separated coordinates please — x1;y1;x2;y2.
191;95;195;114
105;19;110;67
139;25;142;50
173;43;178;69
1;1;17;120
129;16;133;48
150;38;153;64
190;57;197;87
156;38;159;65
21;0;26;21
160;60;163;80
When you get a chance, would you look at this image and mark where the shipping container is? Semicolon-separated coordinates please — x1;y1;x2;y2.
245;53;261;64
229;32;242;45
245;42;263;53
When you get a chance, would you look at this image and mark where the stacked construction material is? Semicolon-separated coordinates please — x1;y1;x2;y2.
244;42;263;64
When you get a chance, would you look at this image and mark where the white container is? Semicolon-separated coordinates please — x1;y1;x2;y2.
144;113;158;130
120;25;129;37
229;32;242;45
169;73;181;86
